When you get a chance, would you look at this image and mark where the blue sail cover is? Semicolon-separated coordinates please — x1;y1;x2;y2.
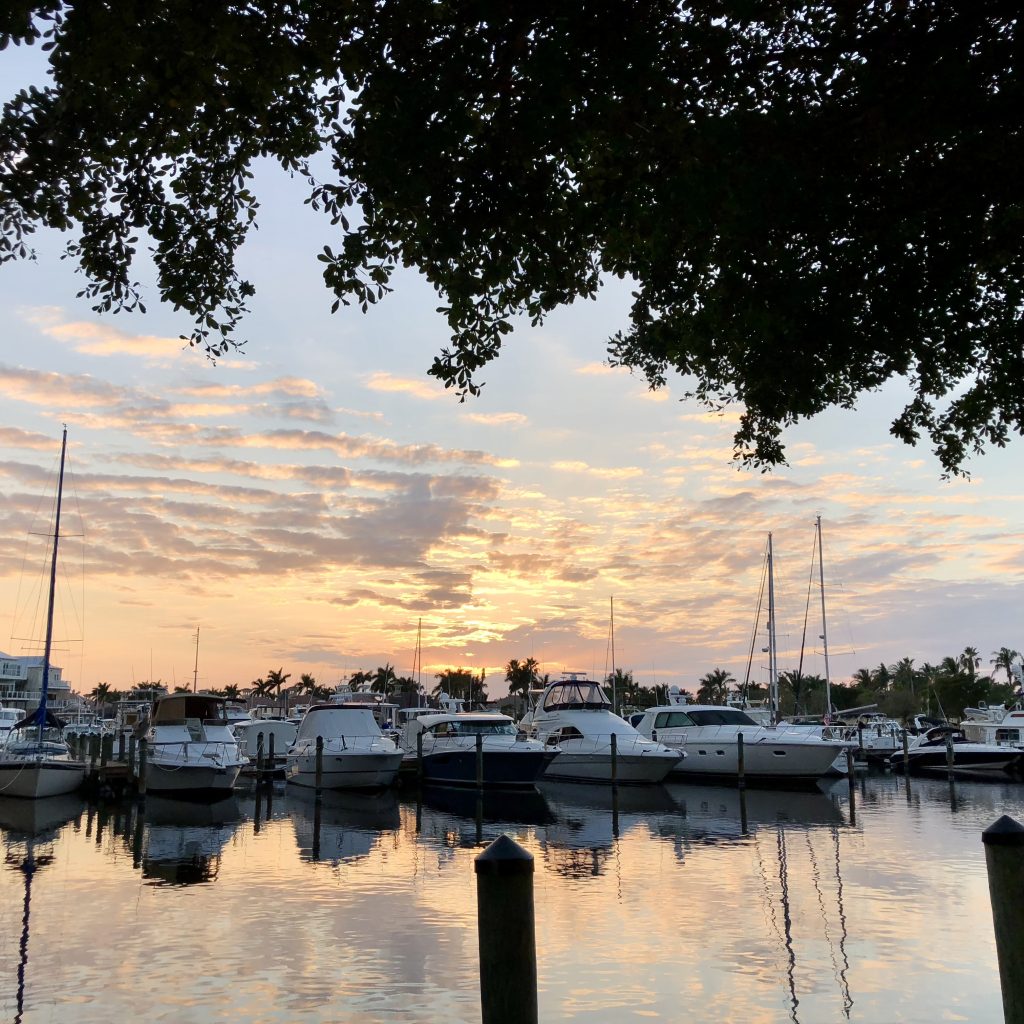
13;707;66;731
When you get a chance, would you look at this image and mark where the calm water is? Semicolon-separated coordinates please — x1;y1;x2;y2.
0;772;1016;1023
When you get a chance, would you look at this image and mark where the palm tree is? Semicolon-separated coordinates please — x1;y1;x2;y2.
223;684;241;700
991;647;1021;687
373;664;397;693
298;672;318;697
696;668;734;706
90;682;111;712
266;667;291;706
505;657;539;699
250;677;274;699
960;646;981;678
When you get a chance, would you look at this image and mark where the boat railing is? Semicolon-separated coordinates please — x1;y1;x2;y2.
545;733;657;755
300;735;395;753
147;740;243;762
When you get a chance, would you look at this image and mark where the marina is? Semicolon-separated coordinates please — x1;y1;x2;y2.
0;768;1018;1023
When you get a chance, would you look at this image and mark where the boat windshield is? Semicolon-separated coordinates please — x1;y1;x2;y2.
542;681;611;712
686;709;758;726
431;720;517;736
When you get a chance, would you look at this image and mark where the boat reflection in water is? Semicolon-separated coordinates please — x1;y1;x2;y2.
663;782;846;842
288;786;400;865
536;781;679;878
0;794;83;1024
412;783;553;848
140;794;242;886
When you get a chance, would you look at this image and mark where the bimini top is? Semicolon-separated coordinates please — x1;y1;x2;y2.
295;705;387;740
152;694;229;724
541;678;611;713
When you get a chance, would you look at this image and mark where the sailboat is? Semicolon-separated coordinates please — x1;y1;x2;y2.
0;428;87;799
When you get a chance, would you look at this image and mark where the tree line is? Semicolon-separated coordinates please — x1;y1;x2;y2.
692;646;1022;721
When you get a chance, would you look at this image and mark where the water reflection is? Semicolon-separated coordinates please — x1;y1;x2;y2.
1;774;1017;1023
666;783;846;841
0;795;83;1024
537;782;679;878
140;793;242;886
289;786;400;864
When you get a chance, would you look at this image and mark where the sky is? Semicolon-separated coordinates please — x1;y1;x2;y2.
1;53;1022;701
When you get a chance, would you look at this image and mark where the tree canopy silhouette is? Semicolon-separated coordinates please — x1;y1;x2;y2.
2;2;1021;473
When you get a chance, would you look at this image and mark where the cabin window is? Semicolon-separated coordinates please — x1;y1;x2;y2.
687;709;757;726
654;711;695;729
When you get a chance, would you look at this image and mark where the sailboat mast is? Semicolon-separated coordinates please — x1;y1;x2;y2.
192;625;200;693
816;515;833;719
38;426;67;741
415;617;423;707
610;595;616;715
767;532;779;723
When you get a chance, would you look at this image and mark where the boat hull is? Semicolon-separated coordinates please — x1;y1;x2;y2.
414;748;555;788
286;750;404;790
893;749;1024;776
143;761;242;795
542;750;680;785
665;738;845;785
0;758;86;799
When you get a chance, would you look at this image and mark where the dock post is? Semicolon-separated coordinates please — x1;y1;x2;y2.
138;738;148;799
256;731;265;786
983;816;1024;1022
857;722;864;756
98;732;109;787
117;730;125;763
128;734;137;778
476;733;484;789
268;732;276;773
417;730;424;781
90;733;100;773
475;835;538;1024
315;735;324;799
946;731;956;779
610;732;618;786
737;732;746;790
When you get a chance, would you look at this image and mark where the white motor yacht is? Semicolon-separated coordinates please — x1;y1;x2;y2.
141;694;247;796
960;702;1024;747
286;704;404;790
399;710;555;788
633;702;850;786
525;675;682;784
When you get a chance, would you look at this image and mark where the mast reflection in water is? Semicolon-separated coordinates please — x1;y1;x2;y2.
0;795;83;1024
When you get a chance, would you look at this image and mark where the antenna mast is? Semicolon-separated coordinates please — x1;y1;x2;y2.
192;625;200;693
816;515;833;720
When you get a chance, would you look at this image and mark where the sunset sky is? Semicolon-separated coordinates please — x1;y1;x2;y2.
1;52;1022;701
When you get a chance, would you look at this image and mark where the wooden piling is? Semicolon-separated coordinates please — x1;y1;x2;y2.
256;731;265;786
737;732;746;790
476;733;484;789
610;732;618;786
137;737;148;798
475;835;538;1024
315;735;324;798
983;816;1024;1022
417;730;424;781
